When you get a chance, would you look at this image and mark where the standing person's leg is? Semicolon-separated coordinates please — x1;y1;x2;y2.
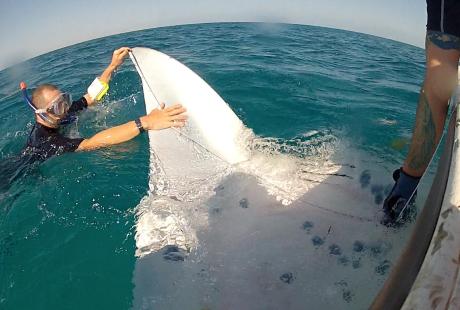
404;34;460;177
382;31;460;225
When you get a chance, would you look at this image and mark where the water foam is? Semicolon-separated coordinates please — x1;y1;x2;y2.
134;130;341;257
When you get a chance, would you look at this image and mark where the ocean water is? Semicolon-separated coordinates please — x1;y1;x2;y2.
0;23;432;309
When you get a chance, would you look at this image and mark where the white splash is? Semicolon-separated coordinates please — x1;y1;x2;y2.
376;118;397;126
134;131;341;257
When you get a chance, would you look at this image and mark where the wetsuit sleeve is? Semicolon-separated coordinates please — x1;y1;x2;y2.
49;135;84;153
68;97;88;113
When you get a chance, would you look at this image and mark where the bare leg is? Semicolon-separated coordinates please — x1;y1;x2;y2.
403;34;460;177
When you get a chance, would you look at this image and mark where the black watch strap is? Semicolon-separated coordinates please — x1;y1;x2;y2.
135;118;145;133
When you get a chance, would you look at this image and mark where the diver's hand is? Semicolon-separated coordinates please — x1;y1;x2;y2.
96;47;131;87
140;103;187;130
110;47;131;69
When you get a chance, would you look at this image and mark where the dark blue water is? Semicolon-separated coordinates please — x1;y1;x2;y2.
0;23;426;309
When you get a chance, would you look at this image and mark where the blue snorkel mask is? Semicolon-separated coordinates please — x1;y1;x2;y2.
20;82;77;126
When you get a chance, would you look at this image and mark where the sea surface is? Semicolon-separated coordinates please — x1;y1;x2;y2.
0;23;433;309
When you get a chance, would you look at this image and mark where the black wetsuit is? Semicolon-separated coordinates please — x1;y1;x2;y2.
22;97;88;162
427;0;460;39
0;97;88;192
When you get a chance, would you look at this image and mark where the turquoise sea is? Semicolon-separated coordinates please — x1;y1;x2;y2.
0;23;429;309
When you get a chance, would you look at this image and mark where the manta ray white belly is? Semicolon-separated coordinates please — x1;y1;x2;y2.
129;47;405;309
130;47;249;168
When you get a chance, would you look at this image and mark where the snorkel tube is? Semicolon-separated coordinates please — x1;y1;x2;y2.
20;82;76;126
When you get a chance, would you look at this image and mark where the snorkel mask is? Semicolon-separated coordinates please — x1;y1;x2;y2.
35;92;72;117
20;82;76;127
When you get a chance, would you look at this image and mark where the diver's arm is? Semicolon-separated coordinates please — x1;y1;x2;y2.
77;121;143;150
84;47;131;106
77;103;186;151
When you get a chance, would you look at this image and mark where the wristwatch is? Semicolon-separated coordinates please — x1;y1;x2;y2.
135;118;145;133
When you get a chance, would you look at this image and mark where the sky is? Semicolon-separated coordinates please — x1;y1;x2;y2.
0;0;426;70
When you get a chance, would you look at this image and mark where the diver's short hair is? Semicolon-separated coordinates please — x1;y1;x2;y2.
32;84;59;109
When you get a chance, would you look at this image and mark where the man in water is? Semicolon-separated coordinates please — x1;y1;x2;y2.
0;47;186;191
382;0;460;225
23;47;187;162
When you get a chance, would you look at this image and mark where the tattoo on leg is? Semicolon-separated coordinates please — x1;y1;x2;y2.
406;89;437;172
426;31;460;51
